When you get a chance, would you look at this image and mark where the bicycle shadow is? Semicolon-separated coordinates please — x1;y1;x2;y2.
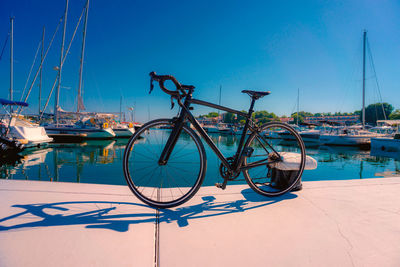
0;188;297;232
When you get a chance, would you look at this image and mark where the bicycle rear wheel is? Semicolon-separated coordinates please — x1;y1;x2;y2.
123;119;206;208
242;122;305;197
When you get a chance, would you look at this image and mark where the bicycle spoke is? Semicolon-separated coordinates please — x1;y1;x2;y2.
243;122;305;197
124;120;205;208
165;168;184;195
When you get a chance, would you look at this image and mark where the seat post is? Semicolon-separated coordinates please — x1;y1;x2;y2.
248;97;256;117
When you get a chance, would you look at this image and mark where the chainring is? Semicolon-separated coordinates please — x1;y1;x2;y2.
219;157;240;180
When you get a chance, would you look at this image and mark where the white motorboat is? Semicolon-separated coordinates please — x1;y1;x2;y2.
319;127;384;147
1;99;53;148
6;117;53;147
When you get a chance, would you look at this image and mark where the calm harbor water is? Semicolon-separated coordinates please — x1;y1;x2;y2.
1;134;400;186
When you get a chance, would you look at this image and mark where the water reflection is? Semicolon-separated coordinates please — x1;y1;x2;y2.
209;134;239;148
0;140;129;184
1;135;400;185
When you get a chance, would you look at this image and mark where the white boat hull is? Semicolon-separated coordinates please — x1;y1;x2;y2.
113;127;135;137
45;126;115;139
8;125;53;147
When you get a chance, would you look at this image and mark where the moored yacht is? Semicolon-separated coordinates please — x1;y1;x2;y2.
44;117;115;140
319;127;384;147
1;99;53;148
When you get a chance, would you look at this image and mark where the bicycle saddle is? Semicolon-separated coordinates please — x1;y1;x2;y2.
241;90;271;100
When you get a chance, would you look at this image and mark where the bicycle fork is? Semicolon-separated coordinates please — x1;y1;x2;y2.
157;115;186;166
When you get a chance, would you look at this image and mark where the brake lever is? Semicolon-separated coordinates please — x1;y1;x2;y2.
149;78;154;94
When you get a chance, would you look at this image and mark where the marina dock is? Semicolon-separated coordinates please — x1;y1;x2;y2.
0;178;399;266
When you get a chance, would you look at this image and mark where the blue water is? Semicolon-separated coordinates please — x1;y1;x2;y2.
1;135;400;186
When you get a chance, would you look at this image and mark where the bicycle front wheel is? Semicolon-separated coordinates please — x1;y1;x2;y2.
123;119;206;208
242;122;306;197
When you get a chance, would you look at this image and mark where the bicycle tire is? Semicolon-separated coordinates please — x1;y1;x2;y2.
123;119;207;208
242;122;306;197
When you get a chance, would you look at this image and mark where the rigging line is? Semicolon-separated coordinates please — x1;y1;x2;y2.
20;41;41;102
17;17;63;115
366;38;386;120
290;91;297;116
39;75;59;120
339;35;363;115
0;33;9;61
61;4;85;67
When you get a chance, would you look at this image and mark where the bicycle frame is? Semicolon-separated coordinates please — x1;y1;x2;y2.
158;91;269;175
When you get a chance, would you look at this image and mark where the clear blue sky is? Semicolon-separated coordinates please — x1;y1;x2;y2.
1;0;400;122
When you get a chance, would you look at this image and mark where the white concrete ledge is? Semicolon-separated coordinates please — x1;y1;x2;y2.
0;178;399;267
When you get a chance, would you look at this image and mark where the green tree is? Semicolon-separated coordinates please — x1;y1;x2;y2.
223;112;237;123
389;109;400;120
362;103;393;125
205;112;219;118
252;111;278;125
290;111;313;124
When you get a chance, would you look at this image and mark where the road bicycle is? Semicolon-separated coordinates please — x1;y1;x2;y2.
123;72;305;208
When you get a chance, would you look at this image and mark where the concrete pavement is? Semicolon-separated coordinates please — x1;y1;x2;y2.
0;178;399;267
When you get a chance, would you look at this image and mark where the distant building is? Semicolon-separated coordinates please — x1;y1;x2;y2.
304;115;359;125
279;117;294;123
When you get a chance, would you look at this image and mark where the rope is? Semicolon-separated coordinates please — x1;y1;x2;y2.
0;33;9;61
20;41;41;102
39;75;58;120
17;17;62;115
366;38;386;120
61;5;85;67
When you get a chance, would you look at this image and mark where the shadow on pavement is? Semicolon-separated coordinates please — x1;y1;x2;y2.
0;188;297;232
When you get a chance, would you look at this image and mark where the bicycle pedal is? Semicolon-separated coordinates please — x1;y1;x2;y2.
215;183;226;190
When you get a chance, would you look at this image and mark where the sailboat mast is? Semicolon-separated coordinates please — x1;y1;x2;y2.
39;26;45;114
120;95;122;122
10;17;14;111
55;0;69;123
297;88;299;126
218;85;222;120
362;30;366;128
77;0;89;113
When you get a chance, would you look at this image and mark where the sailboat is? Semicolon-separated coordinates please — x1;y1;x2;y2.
202;85;235;135
320;30;385;147
1;18;52;150
43;0;115;140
